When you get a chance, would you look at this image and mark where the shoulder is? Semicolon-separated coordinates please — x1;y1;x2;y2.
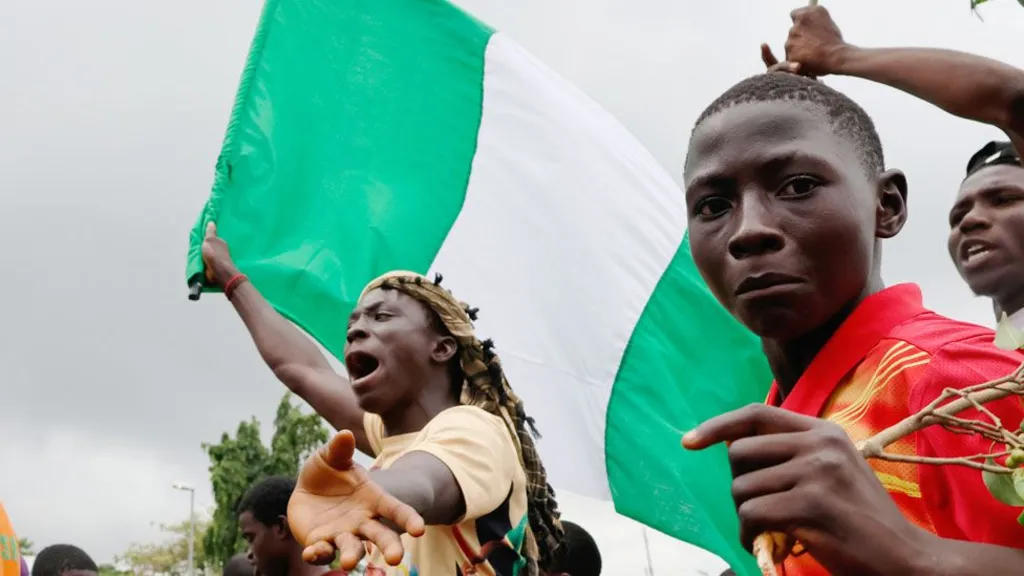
422;405;509;437
886;311;1022;408
887;310;996;355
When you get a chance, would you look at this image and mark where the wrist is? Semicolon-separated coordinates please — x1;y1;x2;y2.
826;43;859;76
214;264;241;288
901;529;953;576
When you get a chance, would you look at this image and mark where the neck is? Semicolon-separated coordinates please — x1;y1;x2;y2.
998;290;1024;320
765;274;884;400
383;373;459;436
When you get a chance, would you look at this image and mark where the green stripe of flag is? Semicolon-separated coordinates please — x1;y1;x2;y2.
608;234;769;574
187;0;492;351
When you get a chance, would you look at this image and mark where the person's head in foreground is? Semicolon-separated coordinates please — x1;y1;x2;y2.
238;476;301;576
545;521;601;576
682;72;1024;574
223;554;255;576
342;271;562;574
31;545;97;576
948;140;1024;321
684;71;906;351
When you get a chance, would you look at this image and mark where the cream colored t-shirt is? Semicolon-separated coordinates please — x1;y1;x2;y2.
361;406;531;576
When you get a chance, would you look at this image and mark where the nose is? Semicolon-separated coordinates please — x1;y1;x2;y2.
346;316;369;344
727;195;785;259
957;206;992;234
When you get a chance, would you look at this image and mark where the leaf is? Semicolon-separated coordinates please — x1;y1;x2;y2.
1014;468;1024;501
994;312;1024;351
983;458;1024;506
1019;510;1024;527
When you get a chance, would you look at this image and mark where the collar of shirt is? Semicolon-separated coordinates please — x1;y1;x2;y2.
765;283;929;415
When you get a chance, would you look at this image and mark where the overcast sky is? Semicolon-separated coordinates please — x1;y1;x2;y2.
3;0;1024;574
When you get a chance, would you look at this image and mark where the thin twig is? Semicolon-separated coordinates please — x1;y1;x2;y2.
857;365;1024;458
869;450;1014;473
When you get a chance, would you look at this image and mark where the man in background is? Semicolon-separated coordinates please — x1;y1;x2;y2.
238;476;344;576
545;521;601;576
223;554;254;576
952;141;1024;327
30;545;97;576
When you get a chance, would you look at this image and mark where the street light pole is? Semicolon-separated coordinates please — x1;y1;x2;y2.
173;482;196;576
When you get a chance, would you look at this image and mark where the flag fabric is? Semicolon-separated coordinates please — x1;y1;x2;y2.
186;0;772;573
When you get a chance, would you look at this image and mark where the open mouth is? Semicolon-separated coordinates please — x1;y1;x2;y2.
345;350;380;382
960;239;997;266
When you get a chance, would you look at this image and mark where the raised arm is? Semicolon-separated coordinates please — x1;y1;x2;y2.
767;5;1024;155
201;222;372;455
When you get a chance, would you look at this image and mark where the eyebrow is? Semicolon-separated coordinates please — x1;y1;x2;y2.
348;301;383;324
686;150;822;196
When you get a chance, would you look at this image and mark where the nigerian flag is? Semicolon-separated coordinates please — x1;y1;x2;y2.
186;0;771;573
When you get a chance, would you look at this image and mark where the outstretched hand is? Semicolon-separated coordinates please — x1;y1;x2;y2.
683;404;934;576
288;430;426;570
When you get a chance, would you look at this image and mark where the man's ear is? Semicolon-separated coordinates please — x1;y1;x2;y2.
276;515;292;540
875;168;908;239
431;335;458;364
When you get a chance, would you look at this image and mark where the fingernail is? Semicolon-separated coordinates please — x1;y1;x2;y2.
682;430;697;444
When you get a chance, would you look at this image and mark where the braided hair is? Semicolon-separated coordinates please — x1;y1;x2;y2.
361;271;564;575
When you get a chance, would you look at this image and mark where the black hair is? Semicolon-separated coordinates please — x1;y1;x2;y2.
548;521;601;576
690;73;885;176
32;545;98;576
237;475;295;527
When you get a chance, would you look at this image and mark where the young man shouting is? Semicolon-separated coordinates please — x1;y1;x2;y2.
203;227;562;575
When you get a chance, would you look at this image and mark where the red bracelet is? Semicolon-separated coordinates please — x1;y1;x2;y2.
224;274;249;300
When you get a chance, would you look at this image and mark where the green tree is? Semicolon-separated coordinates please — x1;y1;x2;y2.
16;538;33;556
117;518;211;575
203;393;329;565
97;564;131;576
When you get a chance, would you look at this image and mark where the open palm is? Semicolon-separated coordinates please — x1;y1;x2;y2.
288;430;426;570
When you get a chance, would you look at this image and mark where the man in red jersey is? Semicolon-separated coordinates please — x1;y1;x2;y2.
681;70;1024;575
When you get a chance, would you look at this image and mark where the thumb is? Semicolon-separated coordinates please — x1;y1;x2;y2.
760;43;778;68
321;429;357;470
205;221;217;239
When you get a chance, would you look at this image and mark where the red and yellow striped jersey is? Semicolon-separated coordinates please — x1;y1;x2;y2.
765;284;1024;575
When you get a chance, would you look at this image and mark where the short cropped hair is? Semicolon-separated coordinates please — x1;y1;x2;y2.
31;545;97;576
237;475;294;527
691;72;885;175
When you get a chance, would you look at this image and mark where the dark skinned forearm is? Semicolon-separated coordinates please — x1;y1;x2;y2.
227;281;368;448
832;45;1024;147
229;281;335;374
371;452;466;526
916;536;1024;576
